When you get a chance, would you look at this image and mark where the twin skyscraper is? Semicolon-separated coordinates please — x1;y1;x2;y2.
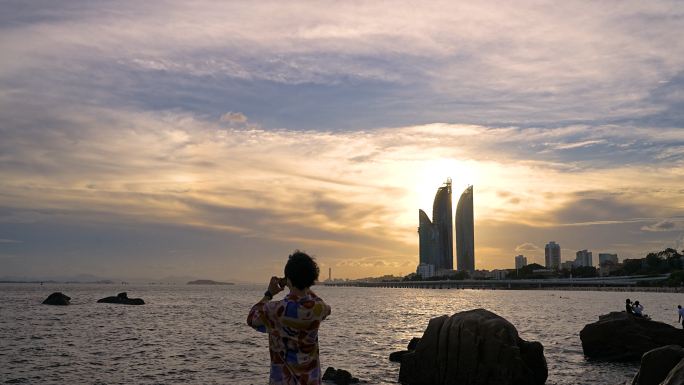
418;178;474;274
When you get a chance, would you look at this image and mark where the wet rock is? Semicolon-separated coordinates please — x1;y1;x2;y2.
322;366;359;385
399;308;547;385
580;312;684;361
97;292;145;305
632;345;684;385
42;292;70;305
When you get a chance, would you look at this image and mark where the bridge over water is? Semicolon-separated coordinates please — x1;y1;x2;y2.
323;275;669;289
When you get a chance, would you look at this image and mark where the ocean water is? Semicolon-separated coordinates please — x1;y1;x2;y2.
1;283;682;384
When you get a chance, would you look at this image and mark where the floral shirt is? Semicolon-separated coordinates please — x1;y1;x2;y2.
247;290;331;385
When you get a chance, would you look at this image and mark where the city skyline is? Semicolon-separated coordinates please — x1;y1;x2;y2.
1;1;683;282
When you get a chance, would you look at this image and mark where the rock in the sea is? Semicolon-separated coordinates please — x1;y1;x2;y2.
390;337;422;362
96;292;145;305
42;292;70;305
632;345;684;385
398;308;547;385
580;312;684;361
322;367;359;385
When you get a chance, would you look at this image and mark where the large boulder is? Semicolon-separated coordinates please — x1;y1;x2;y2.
631;345;684;385
42;292;70;305
580;312;684;361
96;292;145;305
661;358;684;385
398;309;547;385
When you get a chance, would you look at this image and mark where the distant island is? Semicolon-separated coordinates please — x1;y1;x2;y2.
187;280;234;285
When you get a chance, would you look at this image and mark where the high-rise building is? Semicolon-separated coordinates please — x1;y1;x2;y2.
456;185;474;273
329;268;331;280
599;253;618;265
545;241;561;269
515;255;527;269
433;179;453;270
575;250;593;267
418;209;440;267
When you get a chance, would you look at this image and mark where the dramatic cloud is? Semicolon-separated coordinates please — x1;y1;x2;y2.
1;0;683;280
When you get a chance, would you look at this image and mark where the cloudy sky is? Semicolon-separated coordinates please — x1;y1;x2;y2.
1;0;683;281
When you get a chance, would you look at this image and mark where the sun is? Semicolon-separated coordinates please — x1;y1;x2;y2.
412;158;477;215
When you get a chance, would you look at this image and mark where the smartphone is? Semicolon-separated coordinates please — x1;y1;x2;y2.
278;277;287;288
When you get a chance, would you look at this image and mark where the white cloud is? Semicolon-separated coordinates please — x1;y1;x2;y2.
220;111;247;124
515;243;540;252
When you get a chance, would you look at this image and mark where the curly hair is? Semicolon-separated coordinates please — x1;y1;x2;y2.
284;250;319;290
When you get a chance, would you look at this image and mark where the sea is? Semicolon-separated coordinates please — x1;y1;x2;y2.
1;283;682;384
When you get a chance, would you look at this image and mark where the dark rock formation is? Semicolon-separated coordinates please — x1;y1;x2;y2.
661;358;684;385
580;312;684;361
322;367;359;385
96;292;145;305
399;309;547;385
407;337;420;351
632;345;684;385
42;292;70;305
390;338;422;362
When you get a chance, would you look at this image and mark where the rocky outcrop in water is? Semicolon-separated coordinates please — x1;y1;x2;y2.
632;345;684;385
42;292;70;305
580;312;684;361
96;292;145;305
398;308;547;385
322;367;359;385
390;337;421;362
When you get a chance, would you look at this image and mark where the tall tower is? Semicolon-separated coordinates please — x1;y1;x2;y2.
418;209;440;267
329;268;331;280
545;242;561;269
432;178;453;270
456;185;474;273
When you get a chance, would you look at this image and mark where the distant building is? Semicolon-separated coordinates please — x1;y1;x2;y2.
416;263;435;279
436;268;459;277
533;269;555;275
472;269;490;278
418;179;453;271
456;185;474;273
575;250;593;267
599;253;618;265
329;268;331;280
515;255;527;269
561;260;580;270
418;209;441;268
545;242;561;270
491;269;508;279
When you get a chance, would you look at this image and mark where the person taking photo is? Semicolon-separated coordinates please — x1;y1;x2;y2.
247;250;331;385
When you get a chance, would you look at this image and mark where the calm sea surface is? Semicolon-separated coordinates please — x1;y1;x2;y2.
2;283;683;384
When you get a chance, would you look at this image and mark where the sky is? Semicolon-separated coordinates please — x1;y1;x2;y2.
1;0;684;282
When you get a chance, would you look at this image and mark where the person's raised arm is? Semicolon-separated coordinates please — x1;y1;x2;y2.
246;276;284;332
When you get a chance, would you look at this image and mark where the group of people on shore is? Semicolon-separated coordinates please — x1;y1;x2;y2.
625;298;684;328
